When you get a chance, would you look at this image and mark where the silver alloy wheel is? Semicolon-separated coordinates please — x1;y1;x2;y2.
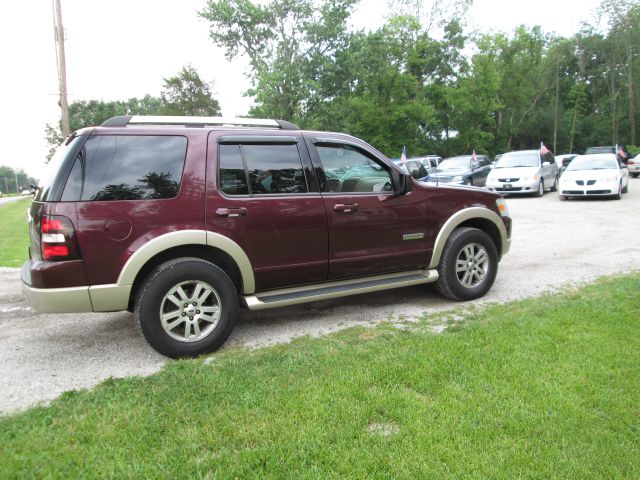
538;181;544;196
455;242;490;288
159;280;222;343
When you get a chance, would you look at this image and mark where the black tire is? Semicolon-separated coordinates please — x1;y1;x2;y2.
135;257;238;358
631;173;639;178
613;182;622;200
435;227;498;301
559;195;567;201
622;183;628;194
550;176;558;192
534;180;544;197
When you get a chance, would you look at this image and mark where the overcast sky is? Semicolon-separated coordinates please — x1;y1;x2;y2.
0;0;602;180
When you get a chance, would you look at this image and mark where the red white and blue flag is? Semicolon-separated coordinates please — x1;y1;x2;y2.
616;144;627;159
400;146;407;165
472;149;477;163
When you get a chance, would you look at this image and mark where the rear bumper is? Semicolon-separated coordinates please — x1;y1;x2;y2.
21;261;93;312
21;261;130;313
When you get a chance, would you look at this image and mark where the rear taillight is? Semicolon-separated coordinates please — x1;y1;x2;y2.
41;215;81;261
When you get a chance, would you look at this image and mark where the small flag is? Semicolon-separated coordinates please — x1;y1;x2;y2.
617;144;627;159
540;142;550;155
400;146;407;165
472;149;477;163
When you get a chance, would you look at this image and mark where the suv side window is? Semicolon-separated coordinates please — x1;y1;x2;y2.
219;144;309;195
61;135;187;201
316;144;393;193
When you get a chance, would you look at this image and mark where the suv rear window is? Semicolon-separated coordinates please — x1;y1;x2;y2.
61;135;187;201
219;144;308;195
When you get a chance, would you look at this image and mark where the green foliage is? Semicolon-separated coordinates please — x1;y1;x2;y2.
159;65;221;116
0;198;31;266
200;0;358;122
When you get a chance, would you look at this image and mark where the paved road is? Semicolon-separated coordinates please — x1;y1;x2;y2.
0;196;27;207
1;181;640;413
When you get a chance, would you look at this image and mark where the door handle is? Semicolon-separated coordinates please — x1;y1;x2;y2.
333;203;359;213
215;207;248;217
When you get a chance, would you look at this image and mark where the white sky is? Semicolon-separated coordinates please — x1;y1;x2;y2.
0;0;601;179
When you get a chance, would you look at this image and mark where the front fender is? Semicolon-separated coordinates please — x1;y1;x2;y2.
428;207;510;269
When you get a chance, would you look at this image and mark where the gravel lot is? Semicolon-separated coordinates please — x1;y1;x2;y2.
2;183;639;413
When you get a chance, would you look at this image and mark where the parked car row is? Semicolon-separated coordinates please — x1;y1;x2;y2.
402;145;635;201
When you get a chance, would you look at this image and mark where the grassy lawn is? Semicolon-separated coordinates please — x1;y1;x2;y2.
1;275;638;478
0;198;30;267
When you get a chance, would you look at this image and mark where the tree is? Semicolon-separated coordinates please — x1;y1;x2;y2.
159;65;221;116
200;0;358;122
44;95;163;160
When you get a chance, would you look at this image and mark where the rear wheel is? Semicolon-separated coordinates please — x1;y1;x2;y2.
135;258;238;358
436;227;498;301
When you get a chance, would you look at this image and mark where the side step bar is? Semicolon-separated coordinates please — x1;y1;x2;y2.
242;269;439;311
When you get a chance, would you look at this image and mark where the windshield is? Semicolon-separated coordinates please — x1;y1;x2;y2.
584;147;614;155
438;157;471;170
494;152;539;168
566;156;618;171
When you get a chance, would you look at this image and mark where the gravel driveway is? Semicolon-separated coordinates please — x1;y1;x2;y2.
2;183;639;413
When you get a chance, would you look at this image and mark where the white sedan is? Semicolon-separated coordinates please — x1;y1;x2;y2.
559;154;629;200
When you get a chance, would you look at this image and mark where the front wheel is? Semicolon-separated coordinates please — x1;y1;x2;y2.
535;180;544;197
550;176;558;192
135;258;238;358
435;227;498;301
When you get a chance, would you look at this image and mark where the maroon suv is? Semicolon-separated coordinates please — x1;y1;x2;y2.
22;115;512;358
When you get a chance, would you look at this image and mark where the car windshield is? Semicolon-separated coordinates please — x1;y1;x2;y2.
494;152;539;168
566;156;618;171
438;157;470;170
584;147;614;155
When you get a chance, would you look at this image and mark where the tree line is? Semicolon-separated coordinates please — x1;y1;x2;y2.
0;165;37;195
46;0;640;161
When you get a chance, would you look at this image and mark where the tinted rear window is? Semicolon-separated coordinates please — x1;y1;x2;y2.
61;135;187;201
219;143;308;195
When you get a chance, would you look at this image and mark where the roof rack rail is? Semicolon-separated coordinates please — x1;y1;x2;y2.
101;115;299;130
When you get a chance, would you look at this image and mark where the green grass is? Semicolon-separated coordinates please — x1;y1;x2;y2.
0;198;30;267
1;275;639;478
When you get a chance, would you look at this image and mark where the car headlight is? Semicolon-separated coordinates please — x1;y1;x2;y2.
451;176;464;182
602;176;618;183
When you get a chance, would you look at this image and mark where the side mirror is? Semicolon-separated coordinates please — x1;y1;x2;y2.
397;172;413;194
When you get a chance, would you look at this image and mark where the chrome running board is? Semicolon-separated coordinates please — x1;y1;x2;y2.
242;269;439;311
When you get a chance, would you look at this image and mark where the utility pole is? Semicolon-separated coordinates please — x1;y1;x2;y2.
15;171;20;193
53;0;70;139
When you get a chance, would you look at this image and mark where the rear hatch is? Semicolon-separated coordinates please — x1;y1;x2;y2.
29;134;88;260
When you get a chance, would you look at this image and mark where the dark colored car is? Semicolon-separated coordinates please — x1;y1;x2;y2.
556;154;577;177
429;155;492;186
22;115;512;358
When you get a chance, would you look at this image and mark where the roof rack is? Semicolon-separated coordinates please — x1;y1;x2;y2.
101;115;299;130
